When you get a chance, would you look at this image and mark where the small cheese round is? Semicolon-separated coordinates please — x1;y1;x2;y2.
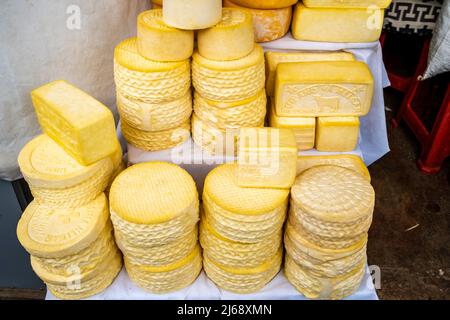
163;0;222;30
110;162;198;224
231;0;298;9
197;8;254;61
137;9;194;61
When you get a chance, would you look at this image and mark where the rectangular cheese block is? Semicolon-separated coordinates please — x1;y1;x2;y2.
31;80;120;165
292;3;384;42
265;51;355;97
274;61;374;117
315;117;360;152
269;101;315;151
296;154;371;181
302;0;392;8
238;127;297;189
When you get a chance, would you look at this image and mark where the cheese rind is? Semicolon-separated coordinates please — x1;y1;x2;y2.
292;3;384;42
163;0;222;30
265;51;355;96
303;0;392;8
223;0;292;42
316;117;360;152
230;0;298;9
237;128;298;189
269;101;315;151
137;10;194;62
275;61;374;117
31;80;119;166
197;8;254;61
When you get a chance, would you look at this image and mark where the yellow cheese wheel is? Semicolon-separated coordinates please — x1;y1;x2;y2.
230;0;298;9
197;8;254;61
303;0;392;9
137;9;194;62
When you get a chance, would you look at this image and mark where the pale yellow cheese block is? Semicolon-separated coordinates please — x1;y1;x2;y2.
265;51;355;96
114;38;191;103
269;101;315;151
121;120;190;152
303;0;392;8
198;8;254;61
125;245;202;294
230;0;298;9
110;162;198;225
285;254;366;300
316;117;360;152
17;194;110;258
192;45;265;101
117;89;192;132
237;127;298;189
31;80;119;166
275;61;374;117
193;90;267;130
292;3;384;42
223;0;292;42
137;9;194;62
296;154;370;181
203;248;282;294
163;0;222;30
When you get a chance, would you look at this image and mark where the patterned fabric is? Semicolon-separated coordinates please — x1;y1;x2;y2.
383;0;444;35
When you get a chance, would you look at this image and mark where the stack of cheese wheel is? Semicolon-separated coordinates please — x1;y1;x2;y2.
200;164;288;293
285;165;375;299
17;136;122;299
114;9;194;152
223;0;297;42
192;8;266;155
109;162;202;293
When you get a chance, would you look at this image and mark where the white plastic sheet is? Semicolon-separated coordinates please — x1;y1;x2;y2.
0;0;150;180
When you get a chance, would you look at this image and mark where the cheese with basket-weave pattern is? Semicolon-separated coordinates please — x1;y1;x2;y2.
192;45;265;102
137;9;194;62
265;51;355;96
197;8;254;61
302;0;392;8
237;127;298;189
31;80;120;166
114;38;191;104
18;135;113;207
290;165;375;249
163;0;222;30
275;61;374;117
223;0;292;42
316;117;360;152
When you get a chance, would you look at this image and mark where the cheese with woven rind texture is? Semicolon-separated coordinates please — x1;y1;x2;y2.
198;8;254;61
137;9;193;62
269;101;315;151
275;61;374;117
116;226;198;266
284;223;367;278
302;0;392;8
230;0;298;9
203;248;282;293
205;163;290;215
200;217;282;268
192;45;265;102
265;51;355;97
296;154;370;181
114;38;191;103
17;194;109;258
31;80;119;166
238;127;298;189
117;89;192;132
163;0;222;30
46;252;122;300
316;117;360;152
292;3;384;42
194;90;267;130
121;120;190;152
125;245;202;294
223;0;292;42
110;162;198;225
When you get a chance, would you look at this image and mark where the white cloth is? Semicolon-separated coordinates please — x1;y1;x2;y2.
46;266;378;300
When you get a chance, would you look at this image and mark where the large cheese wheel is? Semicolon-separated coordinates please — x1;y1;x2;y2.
303;0;392;8
163;0;222;30
231;0;298;9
